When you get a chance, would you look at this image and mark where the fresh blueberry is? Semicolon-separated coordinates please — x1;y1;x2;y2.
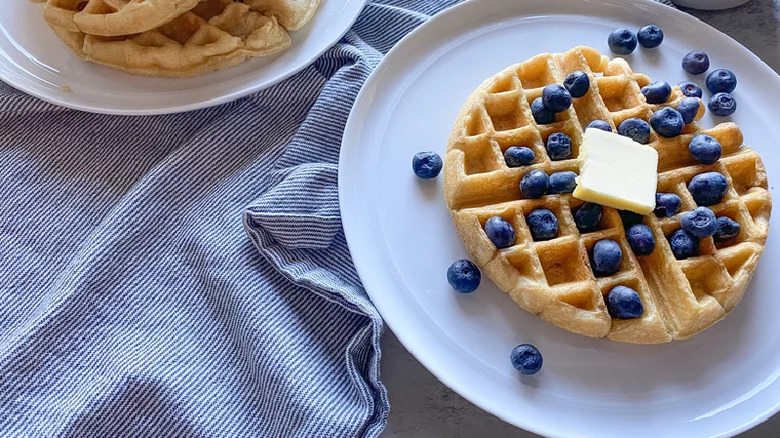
520;170;550;199
681;51;710;75
713;216;741;242
654;193;682;217
484;216;515;249
681;206;718;238
587;120;612;132
688;172;728;206
709;92;737;117
650;107;684;138
542;84;572;113
504;146;535;167
678;81;703;98
531;97;555;124
412;151;442;179
637;24;664;49
563;70;590;98
627;224;656;256
688;134;722;164
608;28;638;55
546;132;572;161
669;229;699;259
607;286;644;319
677;97;700;124
575;202;603;232
549;171;577;194
527;209;559;241
618;118;651;144
592;239;622;276
619;210;645;228
641;81;672;104
510;344;543;375
447;259;481;293
706;69;737;94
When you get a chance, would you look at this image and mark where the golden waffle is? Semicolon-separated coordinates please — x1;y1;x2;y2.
245;0;320;31
444;46;771;344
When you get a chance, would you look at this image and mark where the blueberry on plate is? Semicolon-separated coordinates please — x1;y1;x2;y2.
484;216;515;248
680;206;718;238
608;28;638;55
531;97;556;124
510;344;543;375
546;132;572;161
575;202;603;232
706;68;737;94
563;70;590;98
713;216;741;242
549;171;577;194
587;120;612;132
678;81;703;98
688;171;728;206
542;84;573;113
447;259;481;293
520;170;550;199
682;51;710;75
709;92;737;117
607;286;644;319
617;118;651;144
677;97;700;125
527;208;559;241
688;134;722;164
654;193;682;217
650;107;684;138
641;80;672;104
627;224;655;256
637;24;663;49
504;146;535;167
412;151;443;179
669;229;699;259
592;239;622;276
619;210;645;228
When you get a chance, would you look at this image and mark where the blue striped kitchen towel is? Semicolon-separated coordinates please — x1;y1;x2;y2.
0;0;675;436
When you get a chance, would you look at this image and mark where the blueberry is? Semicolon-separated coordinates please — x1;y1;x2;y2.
575;202;603;232
510;344;543;375
549;171;577;194
607;286;644;319
677;97;700;125
650;107;684;138
682;51;710;75
619;210;645;228
641;81;672;104
504;146;535;167
654;193;681;217
542;84;572;113
563;70;590;98
520;170;550;199
706;69;737;94
618;118;651;144
709;92;737;117
531;97;555;124
412;151;443;179
587;120;612;132
592;239;622;276
713;216;741;242
627;224;655;256
546;132;572;161
669;229;699;259
681;206;718;238
688;172;728;206
688;134;721;164
447;259;481;293
527;208;559;241
678;81;703;98
608;28;638;55
485;216;515;249
637;24;663;49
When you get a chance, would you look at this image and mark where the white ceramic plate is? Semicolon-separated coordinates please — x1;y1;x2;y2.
339;1;780;437
0;0;366;115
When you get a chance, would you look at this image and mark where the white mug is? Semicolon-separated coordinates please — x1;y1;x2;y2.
672;0;751;10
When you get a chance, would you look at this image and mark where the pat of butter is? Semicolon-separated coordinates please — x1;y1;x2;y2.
572;128;658;215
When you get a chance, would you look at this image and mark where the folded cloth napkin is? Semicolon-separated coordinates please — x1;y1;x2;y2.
0;0;674;436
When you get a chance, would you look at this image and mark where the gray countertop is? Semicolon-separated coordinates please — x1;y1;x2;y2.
380;1;780;436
